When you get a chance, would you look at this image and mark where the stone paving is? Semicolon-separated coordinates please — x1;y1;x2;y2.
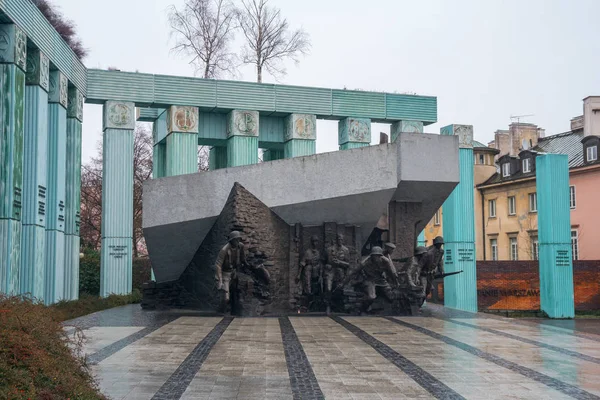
64;304;600;400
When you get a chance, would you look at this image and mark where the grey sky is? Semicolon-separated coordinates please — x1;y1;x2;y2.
55;0;600;163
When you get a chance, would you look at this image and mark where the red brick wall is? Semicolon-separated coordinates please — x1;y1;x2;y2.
435;261;600;311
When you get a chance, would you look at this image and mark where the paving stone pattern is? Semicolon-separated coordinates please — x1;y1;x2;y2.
331;316;466;400
279;316;325;400
151;317;233;400
387;317;600;400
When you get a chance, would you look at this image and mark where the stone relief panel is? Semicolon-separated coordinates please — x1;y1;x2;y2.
227;110;259;137
48;71;68;108
391;120;424;137
0;24;27;71
67;87;84;122
167;106;199;134
25;49;50;92
440;124;473;149
103;101;135;130
285;114;316;141
338;117;371;144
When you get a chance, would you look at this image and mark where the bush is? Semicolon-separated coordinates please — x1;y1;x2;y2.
51;290;142;322
0;296;107;400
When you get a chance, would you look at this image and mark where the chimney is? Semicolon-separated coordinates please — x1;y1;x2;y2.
583;96;600;137
570;116;584;131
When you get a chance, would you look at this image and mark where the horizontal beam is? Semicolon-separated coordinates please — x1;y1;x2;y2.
0;0;86;92
87;69;437;124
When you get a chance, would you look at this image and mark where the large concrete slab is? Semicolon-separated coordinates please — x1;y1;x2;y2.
143;133;459;283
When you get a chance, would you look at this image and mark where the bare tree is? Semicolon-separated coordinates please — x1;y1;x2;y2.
237;0;310;83
32;0;88;59
168;0;237;78
198;146;210;171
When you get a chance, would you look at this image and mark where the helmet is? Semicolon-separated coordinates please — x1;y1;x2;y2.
414;246;428;256
370;246;384;256
310;235;319;242
229;231;242;241
433;236;444;245
384;242;396;249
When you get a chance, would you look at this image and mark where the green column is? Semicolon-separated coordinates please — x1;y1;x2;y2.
209;146;228;169
338;117;371;150
226;110;259;167
152;112;167;178
166;106;199;176
0;24;26;296
100;101;135;297
536;154;574;318
391;120;424;142
417;231;426;247
45;70;68;304
263;149;284;162
441;124;477;312
21;48;49;300
284;114;316;158
64;87;83;300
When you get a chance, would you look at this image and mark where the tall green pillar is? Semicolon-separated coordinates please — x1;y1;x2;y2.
165;106;199;176
152;112;167;178
64;87;83;300
440;124;477;312
100;101;135;297
227;110;258;167
391;120;424;142
262;149;284;162
536;154;574;318
21;48;49;300
45;70;68;303
417;231;426;247
0;24;26;295
209;146;228;169
338;117;371;150
284;114;316;158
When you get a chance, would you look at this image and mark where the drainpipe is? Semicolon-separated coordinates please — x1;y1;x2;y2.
479;187;486;260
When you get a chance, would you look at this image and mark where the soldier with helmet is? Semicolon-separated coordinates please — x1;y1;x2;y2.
341;246;399;313
420;236;445;302
382;242;396;263
406;246;429;289
297;235;324;296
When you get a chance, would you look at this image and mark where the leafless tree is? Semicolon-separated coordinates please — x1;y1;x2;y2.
80;125;154;257
198;146;210;171
168;0;237;78
237;0;310;83
32;0;88;59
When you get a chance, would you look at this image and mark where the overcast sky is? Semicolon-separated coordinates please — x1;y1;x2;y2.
55;0;600;163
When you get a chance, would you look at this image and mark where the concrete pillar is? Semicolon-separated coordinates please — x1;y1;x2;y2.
166;106;199;176
152;112;167;178
338;117;371;150
440;124;477;312
0;24;26;295
226;110;259;167
100;101;135;297
536;154;574;318
391;120;424;142
44;71;68;303
21;48;49;300
209;146;228;169
284;114;316;158
63;87;83;300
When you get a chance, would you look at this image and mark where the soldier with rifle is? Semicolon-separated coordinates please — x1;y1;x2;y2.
297;235;323;296
421;236;445;303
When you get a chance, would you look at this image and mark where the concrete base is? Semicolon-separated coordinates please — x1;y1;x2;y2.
143;133;459;283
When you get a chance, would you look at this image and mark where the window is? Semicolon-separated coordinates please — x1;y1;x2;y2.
434;209;441;225
522;158;531;173
502;163;510;177
588;145;598;162
571;230;579;260
479;154;485;164
510;237;518;260
489;199;496;218
490;239;498;261
570;186;576;209
508;196;516;215
528;193;537;212
531;236;539;261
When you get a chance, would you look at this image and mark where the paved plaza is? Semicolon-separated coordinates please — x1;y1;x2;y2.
65;305;600;400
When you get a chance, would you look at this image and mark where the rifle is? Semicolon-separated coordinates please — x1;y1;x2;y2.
434;270;463;279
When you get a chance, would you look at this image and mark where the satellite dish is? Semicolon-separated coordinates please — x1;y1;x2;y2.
522;139;530;150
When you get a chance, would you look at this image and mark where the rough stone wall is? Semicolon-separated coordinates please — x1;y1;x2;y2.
176;182;290;315
388;201;423;259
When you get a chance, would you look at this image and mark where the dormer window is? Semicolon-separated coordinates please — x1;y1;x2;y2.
587;145;598;162
522;158;531;173
502;163;510;177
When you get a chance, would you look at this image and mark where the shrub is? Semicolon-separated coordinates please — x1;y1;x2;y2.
0;296;107;399
51;290;142;322
79;247;101;296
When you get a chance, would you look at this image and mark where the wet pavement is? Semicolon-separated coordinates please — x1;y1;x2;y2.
64;304;600;400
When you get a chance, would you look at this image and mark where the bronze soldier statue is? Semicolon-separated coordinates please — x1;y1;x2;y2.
406;246;429;290
215;230;270;314
421;236;445;302
341;246;398;313
325;234;351;295
383;242;396;263
297;235;323;296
